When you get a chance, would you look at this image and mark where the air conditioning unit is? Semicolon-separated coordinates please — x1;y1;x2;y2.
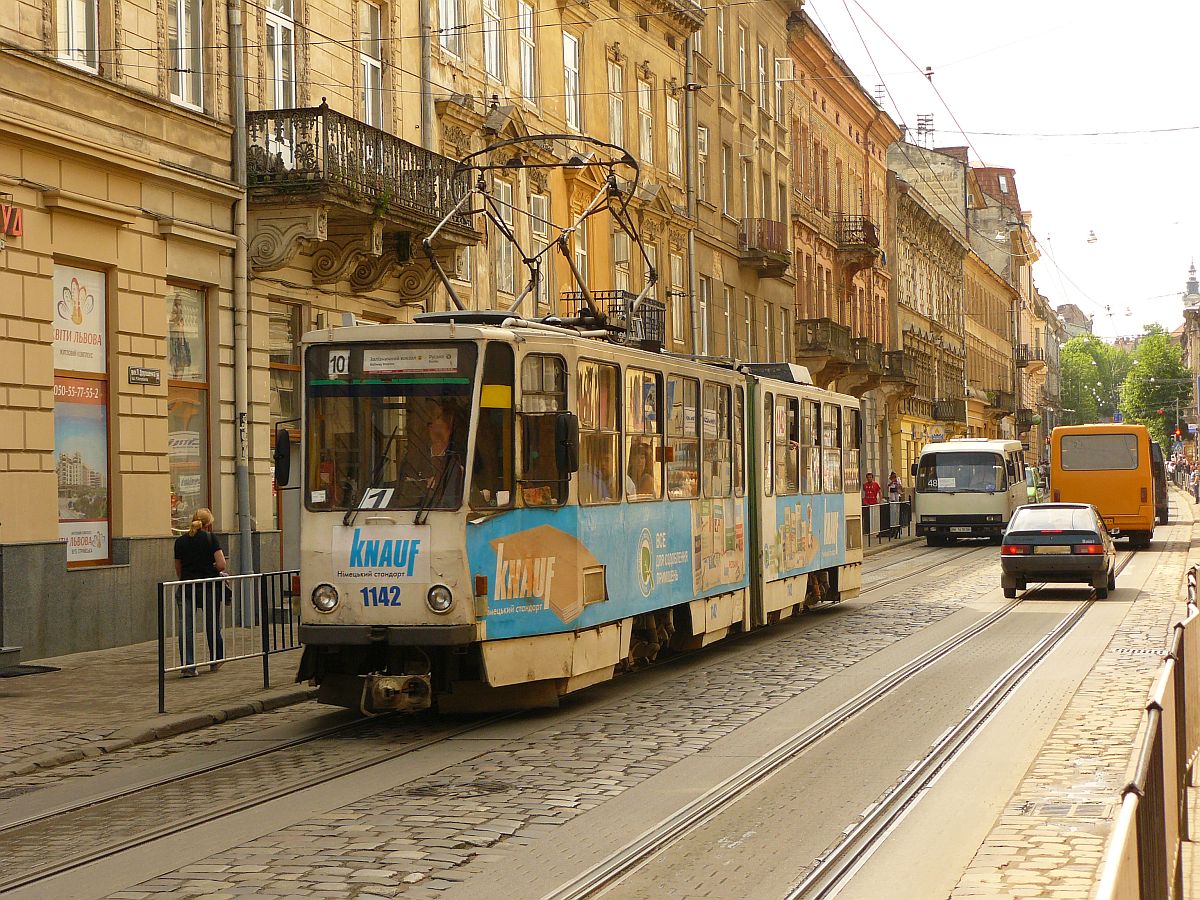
774;58;795;81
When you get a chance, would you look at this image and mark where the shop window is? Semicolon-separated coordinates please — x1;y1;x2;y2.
471;344;514;509
520;355;568;506
822;402;843;493
167;286;210;534
577;360;620;504
775;395;799;494
703;382;732;498
626;367;662;500
801;398;821;493
53;264;110;567
666;375;699;499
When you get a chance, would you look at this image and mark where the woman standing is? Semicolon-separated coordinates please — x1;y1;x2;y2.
173;508;227;676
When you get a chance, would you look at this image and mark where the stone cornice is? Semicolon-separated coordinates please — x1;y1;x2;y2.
157;218;238;250
42;189;138;225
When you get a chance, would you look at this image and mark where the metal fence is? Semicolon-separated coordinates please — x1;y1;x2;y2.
157;570;302;713
1096;566;1200;899
863;501;912;546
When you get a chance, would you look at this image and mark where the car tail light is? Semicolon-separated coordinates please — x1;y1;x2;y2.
1141;487;1148;503
1073;544;1105;555
1001;545;1031;555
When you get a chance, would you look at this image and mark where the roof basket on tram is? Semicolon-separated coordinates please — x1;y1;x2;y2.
561;290;666;352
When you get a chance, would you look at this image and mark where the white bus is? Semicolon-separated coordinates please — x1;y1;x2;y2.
912;438;1027;545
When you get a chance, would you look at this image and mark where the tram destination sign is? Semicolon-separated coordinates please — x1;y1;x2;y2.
127;366;161;385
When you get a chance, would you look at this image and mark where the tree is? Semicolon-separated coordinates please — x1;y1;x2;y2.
1057;334;1132;424
1119;325;1193;446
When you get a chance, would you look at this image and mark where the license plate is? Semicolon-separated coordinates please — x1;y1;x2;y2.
949;527;971;533
1034;545;1071;554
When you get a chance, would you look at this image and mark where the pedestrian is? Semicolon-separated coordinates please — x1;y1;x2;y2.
887;471;904;537
173;507;227;677
1191;469;1200;504
862;472;881;506
862;472;882;541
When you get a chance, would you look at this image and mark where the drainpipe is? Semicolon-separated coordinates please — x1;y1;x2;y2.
419;2;435;150
229;0;254;573
684;43;700;355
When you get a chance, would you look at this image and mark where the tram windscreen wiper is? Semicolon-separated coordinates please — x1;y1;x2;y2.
343;424;400;526
413;426;460;525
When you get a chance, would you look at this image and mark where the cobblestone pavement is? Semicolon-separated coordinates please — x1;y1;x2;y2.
108;554;999;898
950;498;1198;899
0;640;309;778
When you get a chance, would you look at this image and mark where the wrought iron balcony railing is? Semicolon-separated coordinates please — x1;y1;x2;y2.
932;398;967;423
1016;408;1037;429
795;317;852;358
739;218;790;256
989;390;1016;413
834;214;880;249
247;102;473;231
1014;344;1046;367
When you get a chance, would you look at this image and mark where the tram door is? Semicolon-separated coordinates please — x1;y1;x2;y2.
276;440;302;570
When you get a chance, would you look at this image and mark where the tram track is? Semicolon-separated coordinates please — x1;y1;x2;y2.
541;550;1137;900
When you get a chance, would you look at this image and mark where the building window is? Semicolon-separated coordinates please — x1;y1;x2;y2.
774;57;786;115
518;1;536;102
266;0;296;108
722;144;733;217
608;61;625;148
738;25;747;90
692;26;702;58
637;78;654;165
723;284;733;357
716;6;726;73
670;252;685;345
761;171;771;219
998;174;1009;193
167;286;210;535
494;179;516;296
483;0;503;80
757;43;768;109
53;265;109;567
573;215;588;285
439;0;462;56
644;242;658;301
168;0;204;108
613;231;631;292
57;0;98;71
697;125;709;203
563;33;581;129
530;193;551;310
778;181;787;224
269;301;304;435
698;275;711;355
666;93;682;177
742;158;752;219
452;245;472;283
359;1;383;126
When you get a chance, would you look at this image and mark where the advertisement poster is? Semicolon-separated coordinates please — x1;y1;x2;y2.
53;266;106;373
54;376;110;565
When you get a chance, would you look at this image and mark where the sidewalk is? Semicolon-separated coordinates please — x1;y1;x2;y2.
0;638;313;779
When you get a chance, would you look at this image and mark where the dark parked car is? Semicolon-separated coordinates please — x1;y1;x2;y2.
1150;441;1168;525
1000;503;1117;599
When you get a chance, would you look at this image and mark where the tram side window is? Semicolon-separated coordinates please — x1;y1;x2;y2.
519;354;568;507
703;382;732;498
762;392;773;495
733;387;745;497
578;360;621;504
774;395;799;494
666;375;700;499
801;399;821;494
626;367;663;500
822;403;843;493
472;344;516;509
843;406;861;492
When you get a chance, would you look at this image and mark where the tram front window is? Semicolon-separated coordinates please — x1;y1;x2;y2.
916;452;1007;494
305;343;478;511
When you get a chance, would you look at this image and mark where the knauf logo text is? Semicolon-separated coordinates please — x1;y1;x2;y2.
349;528;421;575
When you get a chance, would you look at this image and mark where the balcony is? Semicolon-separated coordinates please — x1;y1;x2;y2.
738;218;791;278
851;337;884;374
794;317;853;387
1014;344;1047;372
792;193;836;243
246;102;477;284
561;291;666;352
1016;408;1039;431
883;349;918;385
834;214;882;282
986;390;1016;419
932;398;968;423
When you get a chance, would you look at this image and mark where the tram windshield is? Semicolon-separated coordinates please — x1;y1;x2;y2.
915;451;1008;494
304;342;478;511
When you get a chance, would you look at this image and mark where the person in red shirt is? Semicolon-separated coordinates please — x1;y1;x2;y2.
862;472;882;505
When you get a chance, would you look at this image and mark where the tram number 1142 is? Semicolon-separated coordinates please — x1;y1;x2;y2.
360;585;403;606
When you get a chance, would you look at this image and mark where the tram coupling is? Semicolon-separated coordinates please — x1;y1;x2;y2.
360;673;433;715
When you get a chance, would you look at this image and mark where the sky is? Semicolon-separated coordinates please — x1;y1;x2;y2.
805;1;1200;341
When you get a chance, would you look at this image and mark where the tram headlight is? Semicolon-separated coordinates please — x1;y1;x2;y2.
311;583;340;613
426;584;454;614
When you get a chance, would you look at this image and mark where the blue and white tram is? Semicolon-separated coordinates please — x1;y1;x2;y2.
294;313;863;713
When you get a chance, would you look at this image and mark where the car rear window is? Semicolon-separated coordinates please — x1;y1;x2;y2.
1059;433;1138;470
1009;507;1096;532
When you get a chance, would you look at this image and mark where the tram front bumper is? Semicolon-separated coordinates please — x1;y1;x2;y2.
300;624;475;646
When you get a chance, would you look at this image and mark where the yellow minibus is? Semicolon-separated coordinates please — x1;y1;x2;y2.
1049;424;1155;548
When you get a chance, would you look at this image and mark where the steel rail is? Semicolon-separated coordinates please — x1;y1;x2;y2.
0;711;515;894
542;550;1134;900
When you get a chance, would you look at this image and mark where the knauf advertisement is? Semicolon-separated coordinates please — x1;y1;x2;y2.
466;498;748;639
761;493;846;581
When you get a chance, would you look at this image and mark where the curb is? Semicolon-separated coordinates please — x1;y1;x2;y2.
0;683;318;779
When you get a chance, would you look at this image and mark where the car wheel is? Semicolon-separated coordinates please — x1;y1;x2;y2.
1003;587;1016;599
1108;568;1116;591
1095;586;1109;599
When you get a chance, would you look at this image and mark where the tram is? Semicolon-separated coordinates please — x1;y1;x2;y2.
289;134;864;713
